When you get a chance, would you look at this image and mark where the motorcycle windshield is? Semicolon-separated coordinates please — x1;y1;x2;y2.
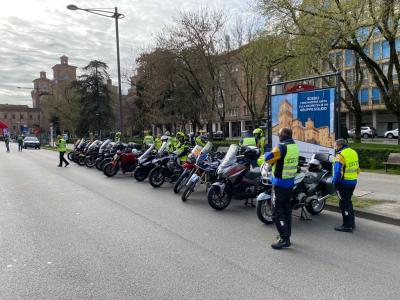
218;144;239;172
157;142;168;155
99;139;112;151
89;140;101;150
189;145;203;159
77;139;85;149
196;142;213;164
139;144;154;161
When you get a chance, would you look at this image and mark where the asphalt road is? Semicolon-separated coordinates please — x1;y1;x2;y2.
1;143;400;299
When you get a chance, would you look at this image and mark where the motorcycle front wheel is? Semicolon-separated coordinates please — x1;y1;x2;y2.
67;151;75;161
103;163;119;177
207;185;232;211
181;180;196;202
77;156;85;166
149;167;165;188
256;199;274;224
85;155;96;168
134;167;148;182
174;170;192;194
95;159;104;170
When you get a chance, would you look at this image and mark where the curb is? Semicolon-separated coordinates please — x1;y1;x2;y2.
325;204;400;227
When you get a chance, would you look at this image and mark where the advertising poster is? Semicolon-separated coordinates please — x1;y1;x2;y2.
271;88;336;159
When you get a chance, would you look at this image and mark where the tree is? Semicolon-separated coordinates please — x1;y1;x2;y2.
259;0;400;143
71;60;115;136
159;9;229;134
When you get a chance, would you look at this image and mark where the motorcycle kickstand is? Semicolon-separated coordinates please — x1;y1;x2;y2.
300;207;312;221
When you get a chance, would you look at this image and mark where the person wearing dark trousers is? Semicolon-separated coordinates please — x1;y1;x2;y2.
264;127;299;250
4;134;10;152
332;139;359;232
56;135;69;167
17;135;23;151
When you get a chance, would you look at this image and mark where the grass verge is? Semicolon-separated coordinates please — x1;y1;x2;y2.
327;195;384;209
361;168;400;175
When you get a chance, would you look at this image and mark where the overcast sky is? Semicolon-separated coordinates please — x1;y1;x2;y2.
0;0;255;107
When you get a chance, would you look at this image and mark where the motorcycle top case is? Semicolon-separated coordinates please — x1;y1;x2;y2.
320;176;336;195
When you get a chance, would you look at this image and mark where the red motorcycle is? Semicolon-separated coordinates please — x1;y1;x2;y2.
103;147;141;177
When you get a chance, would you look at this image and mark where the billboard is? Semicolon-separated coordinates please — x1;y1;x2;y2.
271;88;336;159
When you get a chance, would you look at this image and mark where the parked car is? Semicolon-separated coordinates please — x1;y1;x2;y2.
348;126;377;139
23;136;40;149
212;131;224;140
384;128;399;139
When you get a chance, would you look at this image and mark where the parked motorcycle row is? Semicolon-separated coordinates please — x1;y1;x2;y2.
67;137;337;225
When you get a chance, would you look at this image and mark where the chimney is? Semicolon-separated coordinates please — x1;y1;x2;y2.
40;71;46;79
60;55;68;65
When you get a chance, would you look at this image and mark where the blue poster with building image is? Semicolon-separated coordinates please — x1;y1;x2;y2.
271;88;336;158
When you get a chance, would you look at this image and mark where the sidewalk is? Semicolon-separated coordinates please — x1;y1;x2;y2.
348;172;400;222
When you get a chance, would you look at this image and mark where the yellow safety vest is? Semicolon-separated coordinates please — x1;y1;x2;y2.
273;143;299;179
57;139;67;152
338;147;359;181
242;137;257;146
143;135;154;145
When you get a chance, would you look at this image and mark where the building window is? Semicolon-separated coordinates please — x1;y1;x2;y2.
382;40;390;59
372;88;381;104
4;114;7;119
29;115;33;120
12;114;15;119
358;88;369;105
20;114;23;119
373;42;381;60
345;69;353;85
345;50;354;66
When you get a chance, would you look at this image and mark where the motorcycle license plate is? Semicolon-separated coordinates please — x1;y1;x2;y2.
190;174;199;183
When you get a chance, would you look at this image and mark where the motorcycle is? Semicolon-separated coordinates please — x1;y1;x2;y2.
133;143;163;182
103;146;142;177
94;139;113;170
181;142;220;202
148;149;186;188
84;140;103;168
173;144;204;194
207;144;263;211
68;139;87;162
256;153;336;224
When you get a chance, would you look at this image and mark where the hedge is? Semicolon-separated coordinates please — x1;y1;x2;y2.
351;144;400;169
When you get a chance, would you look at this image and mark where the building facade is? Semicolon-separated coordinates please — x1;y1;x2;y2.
0;104;40;137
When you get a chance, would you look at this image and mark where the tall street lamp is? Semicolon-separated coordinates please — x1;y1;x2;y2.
67;4;125;133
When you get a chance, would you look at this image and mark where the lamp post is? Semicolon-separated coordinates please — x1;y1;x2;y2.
67;4;125;133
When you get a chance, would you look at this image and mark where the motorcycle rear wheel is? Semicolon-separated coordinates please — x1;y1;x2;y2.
256;199;274;224
149;167;165;188
181;180;195;202
103;163;118;177
306;197;326;215
207;185;232;211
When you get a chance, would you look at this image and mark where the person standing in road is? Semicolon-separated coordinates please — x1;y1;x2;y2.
264;127;299;250
332;139;360;232
4;134;10;152
17;135;23;152
56;135;69;167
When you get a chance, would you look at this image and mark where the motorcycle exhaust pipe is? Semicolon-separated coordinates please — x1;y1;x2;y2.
317;195;330;202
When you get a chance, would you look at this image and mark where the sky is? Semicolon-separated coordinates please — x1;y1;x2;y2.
0;0;255;107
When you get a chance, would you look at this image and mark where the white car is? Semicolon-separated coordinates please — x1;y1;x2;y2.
23;136;41;149
384;128;399;139
348;126;377;139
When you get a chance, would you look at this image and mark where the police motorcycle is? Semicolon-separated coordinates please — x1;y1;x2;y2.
97;142;127;171
68;138;88;162
133;140;168;182
173;144;204;194
84;140;103;168
94;139;113;170
256;153;336;224
181;142;220;202
207;144;264;211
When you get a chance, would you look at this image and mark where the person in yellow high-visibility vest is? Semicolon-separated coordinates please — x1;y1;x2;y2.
264;127;299;250
56;135;69;167
332;139;360;232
